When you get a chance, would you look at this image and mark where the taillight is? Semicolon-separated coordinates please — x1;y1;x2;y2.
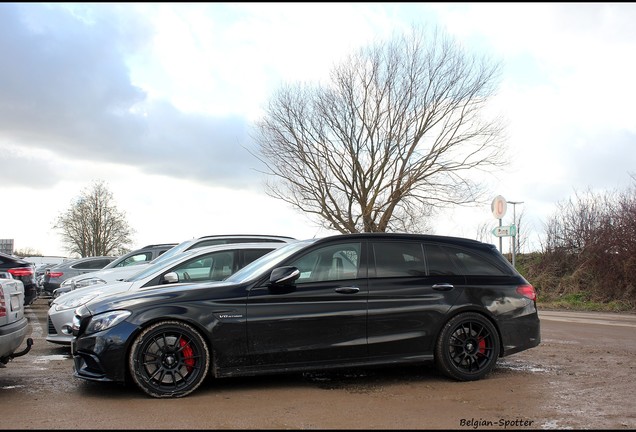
8;267;34;277
0;289;6;318
48;271;64;278
516;284;537;301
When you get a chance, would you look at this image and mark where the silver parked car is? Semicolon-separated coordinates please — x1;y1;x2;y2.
52;243;177;298
47;242;287;345
0;272;32;366
52;235;294;299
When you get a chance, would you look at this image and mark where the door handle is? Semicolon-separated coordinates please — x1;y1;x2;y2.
432;283;454;291
335;287;360;294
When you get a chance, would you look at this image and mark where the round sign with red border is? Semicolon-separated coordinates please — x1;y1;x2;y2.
491;195;507;219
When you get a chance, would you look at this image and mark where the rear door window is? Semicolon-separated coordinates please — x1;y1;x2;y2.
372;241;426;277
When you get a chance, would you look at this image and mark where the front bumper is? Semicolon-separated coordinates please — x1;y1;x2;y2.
72;321;139;383
47;308;76;345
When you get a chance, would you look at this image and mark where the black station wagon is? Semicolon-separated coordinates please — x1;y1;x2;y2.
71;233;541;398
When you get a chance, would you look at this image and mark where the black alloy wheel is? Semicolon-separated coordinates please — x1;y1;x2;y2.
129;320;210;398
435;312;500;381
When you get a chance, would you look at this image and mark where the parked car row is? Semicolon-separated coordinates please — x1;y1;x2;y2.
5;232;541;398
47;237;291;345
51;243;178;298
65;232;541;399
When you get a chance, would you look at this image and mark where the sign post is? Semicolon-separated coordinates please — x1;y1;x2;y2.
491;195;507;253
507;201;524;267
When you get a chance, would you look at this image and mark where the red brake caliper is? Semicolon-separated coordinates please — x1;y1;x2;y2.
179;338;195;372
478;338;487;356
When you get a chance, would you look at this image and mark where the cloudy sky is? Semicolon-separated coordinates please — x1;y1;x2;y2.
1;3;635;257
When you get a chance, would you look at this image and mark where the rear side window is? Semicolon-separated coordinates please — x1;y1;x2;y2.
437;244;511;276
424;244;462;275
73;259;112;270
372;241;426;277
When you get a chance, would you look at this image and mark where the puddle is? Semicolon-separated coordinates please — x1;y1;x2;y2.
32;354;72;363
541;419;574;429
497;359;550;373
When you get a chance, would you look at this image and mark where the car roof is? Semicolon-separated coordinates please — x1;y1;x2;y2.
195;234;295;241
50;256;116;268
310;232;489;248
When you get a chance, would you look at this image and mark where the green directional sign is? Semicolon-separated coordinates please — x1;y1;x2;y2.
492;224;517;237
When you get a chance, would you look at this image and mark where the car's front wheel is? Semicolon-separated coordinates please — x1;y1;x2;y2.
129;320;210;398
435;312;500;381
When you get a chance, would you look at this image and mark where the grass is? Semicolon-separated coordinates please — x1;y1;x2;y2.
537;292;634;313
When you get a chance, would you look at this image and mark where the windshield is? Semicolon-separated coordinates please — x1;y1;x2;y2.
225;239;315;284
124;246;202;282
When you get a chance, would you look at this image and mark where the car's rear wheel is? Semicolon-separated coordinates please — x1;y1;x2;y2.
129;320;210;398
435;312;500;381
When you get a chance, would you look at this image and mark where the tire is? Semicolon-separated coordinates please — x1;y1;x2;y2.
129;320;210;398
435;312;500;381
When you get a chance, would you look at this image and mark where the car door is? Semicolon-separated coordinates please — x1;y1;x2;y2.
246;240;368;366
367;240;464;358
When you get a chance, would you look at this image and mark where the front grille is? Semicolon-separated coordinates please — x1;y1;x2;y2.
48;317;57;335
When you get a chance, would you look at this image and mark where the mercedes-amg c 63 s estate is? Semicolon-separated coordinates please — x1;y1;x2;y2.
71;233;541;398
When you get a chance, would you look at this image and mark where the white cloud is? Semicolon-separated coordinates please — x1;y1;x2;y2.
1;2;635;256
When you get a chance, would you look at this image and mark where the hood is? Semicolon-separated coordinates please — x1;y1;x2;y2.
64;263;150;285
51;280;134;308
84;280;233;316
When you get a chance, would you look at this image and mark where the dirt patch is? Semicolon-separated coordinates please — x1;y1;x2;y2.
1;299;635;430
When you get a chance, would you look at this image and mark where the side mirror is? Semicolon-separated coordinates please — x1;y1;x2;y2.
269;266;300;286
163;272;179;284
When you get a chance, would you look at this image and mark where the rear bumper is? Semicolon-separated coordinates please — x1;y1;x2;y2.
499;309;541;357
0;317;29;360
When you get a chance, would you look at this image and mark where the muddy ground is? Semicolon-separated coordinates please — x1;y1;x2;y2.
1;298;635;430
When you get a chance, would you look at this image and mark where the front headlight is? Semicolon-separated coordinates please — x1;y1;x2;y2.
74;277;107;289
85;310;131;335
55;293;101;311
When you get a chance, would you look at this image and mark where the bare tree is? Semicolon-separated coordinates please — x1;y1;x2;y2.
54;180;133;257
253;25;507;233
13;247;42;258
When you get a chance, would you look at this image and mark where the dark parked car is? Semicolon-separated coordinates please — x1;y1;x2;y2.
72;233;541;398
0;252;38;306
42;256;117;295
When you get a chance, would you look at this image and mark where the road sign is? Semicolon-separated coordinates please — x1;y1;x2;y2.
491;195;507;219
492;224;517;237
